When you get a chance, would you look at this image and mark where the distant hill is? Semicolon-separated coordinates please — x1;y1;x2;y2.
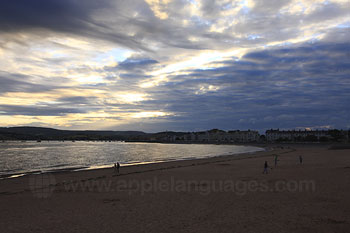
0;127;147;140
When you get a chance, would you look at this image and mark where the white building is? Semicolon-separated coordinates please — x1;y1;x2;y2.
265;129;330;142
227;130;260;142
187;129;260;143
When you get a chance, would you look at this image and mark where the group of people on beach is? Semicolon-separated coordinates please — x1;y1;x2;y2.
113;154;303;175
263;155;303;174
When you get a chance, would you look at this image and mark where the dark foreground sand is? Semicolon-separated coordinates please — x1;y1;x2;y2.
0;144;349;233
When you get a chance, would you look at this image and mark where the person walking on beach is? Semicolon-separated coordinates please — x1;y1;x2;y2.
114;163;117;174
263;161;269;174
274;154;278;168
117;162;120;174
299;155;303;164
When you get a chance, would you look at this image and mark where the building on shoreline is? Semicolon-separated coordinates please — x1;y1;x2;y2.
148;128;349;143
228;130;260;142
190;129;260;143
265;129;349;142
154;129;260;143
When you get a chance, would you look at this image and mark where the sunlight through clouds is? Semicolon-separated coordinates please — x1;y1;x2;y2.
145;0;172;19
114;93;150;103
0;0;349;131
132;111;171;118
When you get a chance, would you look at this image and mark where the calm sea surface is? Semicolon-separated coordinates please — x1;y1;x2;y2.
0;141;264;177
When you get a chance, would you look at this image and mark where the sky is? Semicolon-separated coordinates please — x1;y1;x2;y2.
0;0;349;132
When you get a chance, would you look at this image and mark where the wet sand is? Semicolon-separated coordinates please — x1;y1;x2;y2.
0;144;349;233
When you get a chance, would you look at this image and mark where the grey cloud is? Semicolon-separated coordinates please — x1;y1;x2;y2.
57;96;99;105
0;72;62;93
118;58;158;69
0;0;152;51
108;57;160;75
304;2;350;24
121;39;350;131
252;0;292;14
0;105;86;116
0;0;111;33
2;0;347;56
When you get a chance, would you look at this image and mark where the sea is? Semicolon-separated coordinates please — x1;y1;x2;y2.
0;141;264;178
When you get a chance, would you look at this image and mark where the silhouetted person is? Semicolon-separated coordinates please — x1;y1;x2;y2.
299;155;303;164
274;154;278;168
117;162;120;174
114;163;117;174
263;161;269;174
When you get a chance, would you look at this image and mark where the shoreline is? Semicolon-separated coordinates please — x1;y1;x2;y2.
0;145;282;195
2;141;343;181
0;143;267;180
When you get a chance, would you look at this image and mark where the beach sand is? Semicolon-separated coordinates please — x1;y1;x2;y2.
0;144;349;233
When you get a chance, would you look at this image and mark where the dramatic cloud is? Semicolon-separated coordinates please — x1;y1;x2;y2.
0;0;349;131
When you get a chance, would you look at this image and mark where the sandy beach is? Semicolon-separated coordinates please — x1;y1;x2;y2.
0;144;349;233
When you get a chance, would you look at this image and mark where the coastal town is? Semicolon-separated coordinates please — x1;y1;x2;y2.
147;129;349;143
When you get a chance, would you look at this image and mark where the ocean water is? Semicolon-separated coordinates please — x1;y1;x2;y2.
0;141;264;178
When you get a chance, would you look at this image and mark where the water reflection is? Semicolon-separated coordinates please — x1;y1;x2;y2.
0;141;264;177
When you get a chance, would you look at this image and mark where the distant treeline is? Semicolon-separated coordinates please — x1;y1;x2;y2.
0;127;148;141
